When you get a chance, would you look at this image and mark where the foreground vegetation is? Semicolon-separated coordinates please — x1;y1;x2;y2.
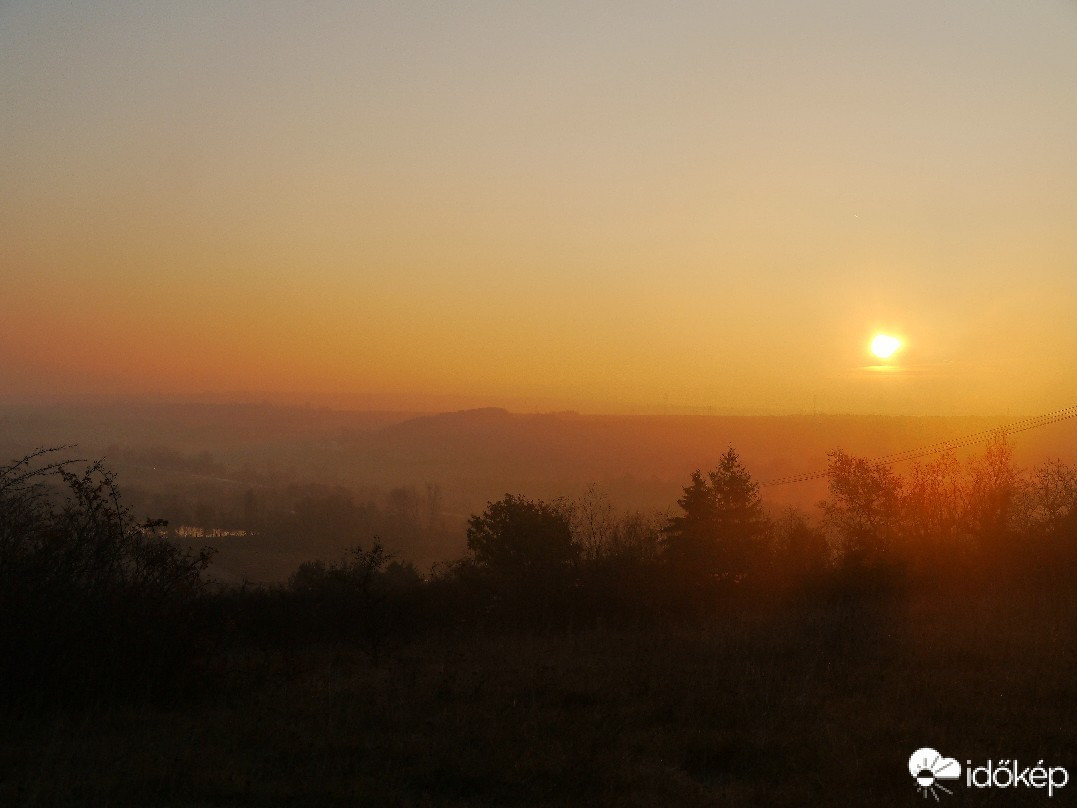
1;439;1074;805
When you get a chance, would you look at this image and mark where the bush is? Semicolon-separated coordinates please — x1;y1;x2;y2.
0;449;214;704
288;543;424;660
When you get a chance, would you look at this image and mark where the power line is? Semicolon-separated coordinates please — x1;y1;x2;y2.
759;404;1077;488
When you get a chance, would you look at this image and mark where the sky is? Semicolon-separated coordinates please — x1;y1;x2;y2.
2;0;1076;415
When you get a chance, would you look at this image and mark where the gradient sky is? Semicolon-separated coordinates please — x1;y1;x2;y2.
3;0;1076;414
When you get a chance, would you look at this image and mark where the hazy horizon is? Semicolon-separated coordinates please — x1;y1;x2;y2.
0;388;1066;420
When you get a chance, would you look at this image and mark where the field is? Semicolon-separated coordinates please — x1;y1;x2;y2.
4;582;1073;807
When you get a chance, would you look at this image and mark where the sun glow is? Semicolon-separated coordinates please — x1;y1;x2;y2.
870;334;902;359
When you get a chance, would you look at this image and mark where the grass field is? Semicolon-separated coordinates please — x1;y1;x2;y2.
4;582;1073;807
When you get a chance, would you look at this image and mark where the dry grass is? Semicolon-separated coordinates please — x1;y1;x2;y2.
3;583;1074;807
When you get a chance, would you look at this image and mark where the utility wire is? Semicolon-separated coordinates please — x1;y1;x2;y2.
759;404;1077;488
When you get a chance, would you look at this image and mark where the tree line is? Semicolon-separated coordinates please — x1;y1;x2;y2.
1;437;1075;704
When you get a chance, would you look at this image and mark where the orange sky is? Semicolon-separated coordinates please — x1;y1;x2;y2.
3;1;1076;414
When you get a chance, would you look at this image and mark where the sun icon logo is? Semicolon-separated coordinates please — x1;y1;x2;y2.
908;748;961;800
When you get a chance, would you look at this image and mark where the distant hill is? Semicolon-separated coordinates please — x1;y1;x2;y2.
7;399;1075;579
342;407;1076;513
3;400;1075;517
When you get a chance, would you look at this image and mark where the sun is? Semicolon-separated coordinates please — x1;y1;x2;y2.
870;333;902;359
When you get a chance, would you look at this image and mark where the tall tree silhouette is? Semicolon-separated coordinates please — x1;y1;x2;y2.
663;448;766;585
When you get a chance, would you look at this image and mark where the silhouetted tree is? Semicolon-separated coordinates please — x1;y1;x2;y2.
1018;459;1077;547
467;494;578;577
964;436;1019;559
901;451;966;576
663;448;767;586
466;494;578;625
1006;455;1077;582
821;450;903;569
560;486;664;623
564;484;661;563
